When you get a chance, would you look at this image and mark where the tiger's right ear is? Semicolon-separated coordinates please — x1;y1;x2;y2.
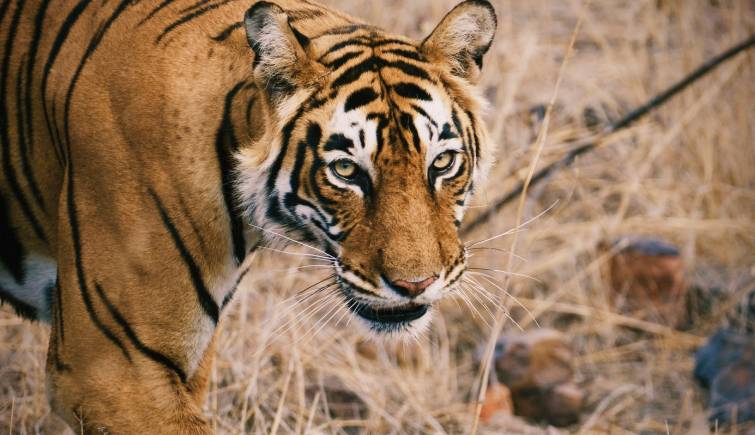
244;2;320;102
420;0;497;84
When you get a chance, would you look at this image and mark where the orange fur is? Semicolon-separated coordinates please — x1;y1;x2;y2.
0;1;496;432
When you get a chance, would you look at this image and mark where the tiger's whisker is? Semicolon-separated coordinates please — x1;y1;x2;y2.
271;275;337;308
461;283;495;320
464;200;559;248
270;287;340;343
468;272;539;328
461;278;506;311
468;267;542;284
250;224;335;258
466;247;528;262
258;246;336;262
463;277;525;331
295;294;344;345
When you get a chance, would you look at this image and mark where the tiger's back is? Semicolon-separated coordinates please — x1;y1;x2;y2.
0;1;497;432
0;0;350;320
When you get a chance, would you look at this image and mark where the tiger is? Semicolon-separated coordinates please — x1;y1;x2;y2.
0;0;497;432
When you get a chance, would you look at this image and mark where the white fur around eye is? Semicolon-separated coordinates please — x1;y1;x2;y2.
325;166;365;198
326;107;379;178
432;153;464;192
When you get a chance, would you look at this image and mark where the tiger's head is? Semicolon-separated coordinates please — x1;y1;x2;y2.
238;0;497;335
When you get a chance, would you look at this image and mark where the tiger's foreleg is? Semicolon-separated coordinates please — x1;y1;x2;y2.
45;280;219;435
44;168;235;434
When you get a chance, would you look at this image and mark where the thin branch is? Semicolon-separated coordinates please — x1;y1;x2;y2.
461;34;755;236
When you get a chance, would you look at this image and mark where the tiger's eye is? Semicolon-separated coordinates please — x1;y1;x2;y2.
431;152;455;172
332;160;358;179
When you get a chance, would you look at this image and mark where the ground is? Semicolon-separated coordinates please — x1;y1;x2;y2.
1;0;754;433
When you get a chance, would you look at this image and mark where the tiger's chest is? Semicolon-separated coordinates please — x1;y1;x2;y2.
0;254;57;321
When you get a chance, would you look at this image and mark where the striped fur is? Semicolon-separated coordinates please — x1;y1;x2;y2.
0;0;496;432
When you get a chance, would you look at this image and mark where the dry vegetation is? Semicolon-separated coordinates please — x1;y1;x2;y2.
2;0;754;433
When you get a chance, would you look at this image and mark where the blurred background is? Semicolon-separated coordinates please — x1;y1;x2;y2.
1;0;754;433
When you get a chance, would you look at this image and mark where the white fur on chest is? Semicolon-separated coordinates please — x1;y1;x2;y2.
0;254;57;321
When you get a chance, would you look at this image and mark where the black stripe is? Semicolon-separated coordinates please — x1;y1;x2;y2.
374;116;388;157
370;38;415;49
179;0;213;14
265;101;309;220
331;56;380;88
263;94;326;229
383;60;432;81
216;82;247;264
41;0;91;167
331;56;431;89
21;0;52;212
344;87;379;112
439;122;458;140
156;0;235;44
62;0;133;156
323;133;354;152
318;24;373;37
324;51;363;70
16;58;47;215
138;0;176;26
94;283;187;382
0;0;47;244
221;243;260;309
54;280;64;342
381;48;425;62
0;0;10;24
67;154;131;361
308;154;340;205
221;266;249;309
0;179;25;285
50;281;71;371
283;136;309;217
319;38;370;60
211;21;242;42
284;123;334;224
464;109;480;165
400;113;421;152
392;82;432;101
149;190;219;324
451;108;463;145
412;104;437;128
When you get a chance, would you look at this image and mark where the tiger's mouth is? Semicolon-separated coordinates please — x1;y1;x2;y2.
348;300;430;324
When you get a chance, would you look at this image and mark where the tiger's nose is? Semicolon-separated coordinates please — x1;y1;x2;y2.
389;276;438;298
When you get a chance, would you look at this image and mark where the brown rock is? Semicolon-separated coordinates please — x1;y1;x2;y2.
491;329;584;426
605;238;686;325
510;382;584;427
494;329;573;391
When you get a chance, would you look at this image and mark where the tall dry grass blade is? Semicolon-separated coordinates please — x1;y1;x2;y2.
470;10;584;434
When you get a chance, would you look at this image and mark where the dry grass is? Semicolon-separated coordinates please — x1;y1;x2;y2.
2;0;754;433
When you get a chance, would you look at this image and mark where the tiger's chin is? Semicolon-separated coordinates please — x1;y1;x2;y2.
346;298;434;339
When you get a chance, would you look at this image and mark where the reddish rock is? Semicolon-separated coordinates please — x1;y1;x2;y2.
495;329;574;391
479;383;514;423
513;382;585;427
605;237;686;325
491;329;584;426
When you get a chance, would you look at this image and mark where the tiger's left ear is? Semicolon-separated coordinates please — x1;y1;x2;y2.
420;0;497;84
244;2;321;102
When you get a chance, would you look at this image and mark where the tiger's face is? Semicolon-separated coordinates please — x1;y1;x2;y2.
239;0;497;335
